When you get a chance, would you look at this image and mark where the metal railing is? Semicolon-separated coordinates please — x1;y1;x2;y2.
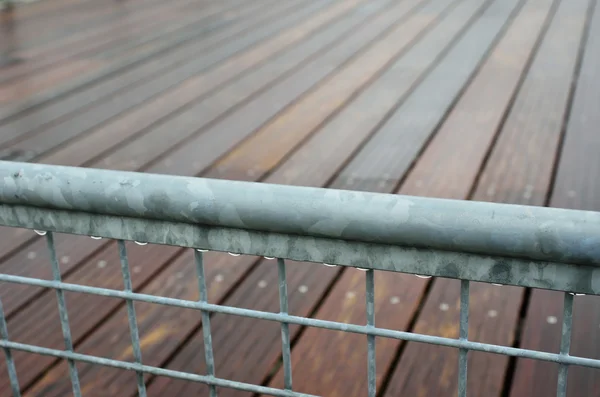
0;161;599;397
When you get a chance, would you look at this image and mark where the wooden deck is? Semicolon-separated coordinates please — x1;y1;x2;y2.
0;0;599;395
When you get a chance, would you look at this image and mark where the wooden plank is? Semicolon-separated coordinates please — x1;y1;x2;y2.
39;0;372;169
20;1;448;394
0;0;266;147
0;0;327;154
509;2;600;396
378;1;557;396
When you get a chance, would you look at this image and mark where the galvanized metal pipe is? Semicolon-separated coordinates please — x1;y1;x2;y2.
1;161;599;266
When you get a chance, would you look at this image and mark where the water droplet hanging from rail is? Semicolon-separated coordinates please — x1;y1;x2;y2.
90;236;102;240
357;268;369;272
569;292;585;296
264;256;275;260
323;263;336;267
416;275;432;279
228;252;240;257
196;249;208;252
34;230;47;236
134;241;148;246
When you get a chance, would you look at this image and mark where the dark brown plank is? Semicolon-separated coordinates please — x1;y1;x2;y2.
20;0;446;394
509;1;600;396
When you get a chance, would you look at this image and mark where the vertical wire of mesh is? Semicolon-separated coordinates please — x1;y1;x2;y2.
458;280;470;397
194;250;218;397
556;292;574;397
118;241;148;397
366;269;376;397
0;299;20;397
45;232;81;397
277;258;293;391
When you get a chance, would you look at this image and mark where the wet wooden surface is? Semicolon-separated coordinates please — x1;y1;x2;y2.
0;0;598;396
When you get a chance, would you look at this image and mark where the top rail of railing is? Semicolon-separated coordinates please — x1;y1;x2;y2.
1;161;599;267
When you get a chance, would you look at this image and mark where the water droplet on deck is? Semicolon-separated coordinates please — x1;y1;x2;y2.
298;285;308;293
416;275;432;279
390;296;400;305
97;260;107;269
257;280;267;288
196;249;209;252
27;251;37;260
439;303;449;312
60;256;70;264
264;256;275;260
133;266;142;274
215;274;224;283
323;263;336;267
546;316;557;324
134;241;148;246
487;310;498;318
228;252;240;257
90;236;102;240
34;230;47;236
346;291;356;299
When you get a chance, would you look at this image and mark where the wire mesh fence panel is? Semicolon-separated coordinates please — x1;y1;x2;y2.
0;161;599;396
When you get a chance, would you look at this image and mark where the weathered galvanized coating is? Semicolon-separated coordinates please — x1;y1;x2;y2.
1;161;599;266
